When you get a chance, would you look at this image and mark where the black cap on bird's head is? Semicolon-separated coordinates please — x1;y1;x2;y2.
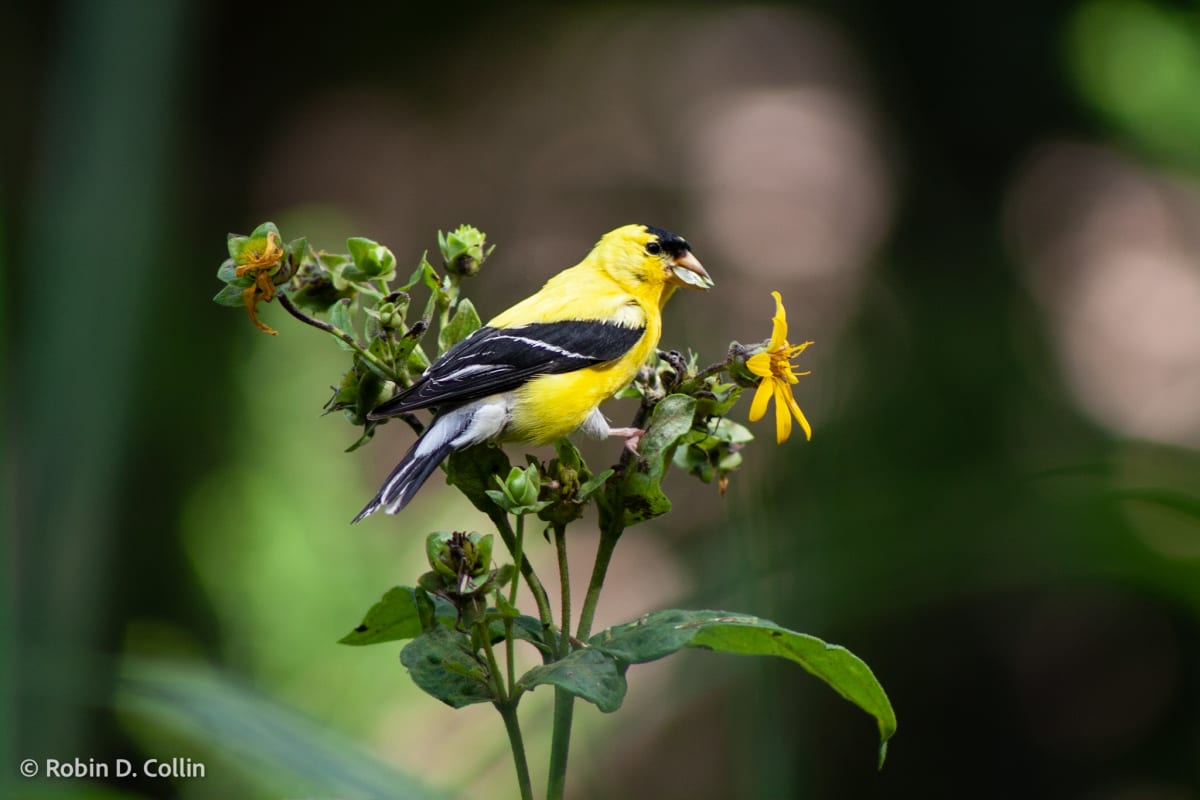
641;224;713;290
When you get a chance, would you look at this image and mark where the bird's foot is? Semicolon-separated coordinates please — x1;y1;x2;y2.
609;426;645;454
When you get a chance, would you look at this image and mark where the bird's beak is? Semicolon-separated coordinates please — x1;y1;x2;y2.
669;250;714;290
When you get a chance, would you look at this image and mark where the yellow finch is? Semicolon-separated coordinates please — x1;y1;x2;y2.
353;224;712;521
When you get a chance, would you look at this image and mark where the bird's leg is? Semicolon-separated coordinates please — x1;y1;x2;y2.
608;426;644;454
581;408;644;453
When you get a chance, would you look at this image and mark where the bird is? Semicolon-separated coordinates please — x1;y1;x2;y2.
352;224;712;522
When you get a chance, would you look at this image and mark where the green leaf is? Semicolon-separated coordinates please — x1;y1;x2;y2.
602;394;696;528
289;275;353;313
591;610;897;767
343;424;377;453
216;258;242;284
694;380;744;418
116;658;445;800
285;236;309;266
250;221;281;240
400;627;495;708
712;417;754;444
399;252;437;291
487;614;550;654
576;468;614;501
339;586;450;646
446;444;513;529
438;297;482;354
518;648;628;712
212;283;247;307
328;299;356;351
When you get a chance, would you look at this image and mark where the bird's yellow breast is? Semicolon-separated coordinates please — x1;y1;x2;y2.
505;313;660;444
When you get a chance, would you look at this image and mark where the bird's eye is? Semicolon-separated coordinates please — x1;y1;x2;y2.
645;241;662;255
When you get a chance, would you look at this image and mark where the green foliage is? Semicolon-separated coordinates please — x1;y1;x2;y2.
400;627;495;708
213;222;894;798
538;438;613;527
117;658;445;799
599;394;696;529
674;416;754;485
591;609;897;767
438;297;482;352
338;586;454;645
518;649;628;713
446;444;514;529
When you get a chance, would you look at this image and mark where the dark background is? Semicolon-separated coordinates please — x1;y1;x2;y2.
6;1;1200;798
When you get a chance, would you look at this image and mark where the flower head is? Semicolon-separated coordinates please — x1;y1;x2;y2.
746;291;812;444
235;231;289;335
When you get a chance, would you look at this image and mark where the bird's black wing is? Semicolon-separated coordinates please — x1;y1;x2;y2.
368;321;645;419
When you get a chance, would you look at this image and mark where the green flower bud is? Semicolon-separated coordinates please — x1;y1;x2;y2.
426;532;458;579
437;225;494;278
486;465;548;514
727;342;761;389
346;237;398;279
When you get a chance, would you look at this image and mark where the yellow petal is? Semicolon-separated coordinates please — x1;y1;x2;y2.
748;377;774;422
773;382;792;444
768;291;788;349
746;352;773;378
783;384;812;441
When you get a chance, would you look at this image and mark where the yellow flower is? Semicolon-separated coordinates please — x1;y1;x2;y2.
747;291;812;444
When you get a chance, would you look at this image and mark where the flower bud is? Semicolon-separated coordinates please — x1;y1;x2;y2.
485;464;549;514
438;225;494;278
346;237;398;280
726;342;761;388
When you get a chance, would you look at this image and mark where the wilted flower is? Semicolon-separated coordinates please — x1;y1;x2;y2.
234;231;286;335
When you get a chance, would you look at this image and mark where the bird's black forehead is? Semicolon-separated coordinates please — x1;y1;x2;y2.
642;225;691;258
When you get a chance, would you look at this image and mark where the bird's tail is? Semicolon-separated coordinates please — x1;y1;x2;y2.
352;413;465;523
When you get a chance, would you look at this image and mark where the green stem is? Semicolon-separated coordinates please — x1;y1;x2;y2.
276;292;403;384
575;527;621;640
509;514;525;607
497;701;534;800
553;524;571;658
505;514;526;693
547;522;575;800
546;688;575;800
505;617;516;695
490;511;554;628
576;396;644;641
479;623;508;703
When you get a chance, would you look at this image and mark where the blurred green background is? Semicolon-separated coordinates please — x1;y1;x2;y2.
7;1;1200;798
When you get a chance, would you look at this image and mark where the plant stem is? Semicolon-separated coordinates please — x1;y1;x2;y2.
504;617;516;695
490;511;554;628
547;688;575;800
497;700;534;800
553;524;571;658
575;397;642;641
546;522;575;800
480;626;508;703
509;514;525;607
276;292;400;383
575;527;621;640
504;514;526;694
